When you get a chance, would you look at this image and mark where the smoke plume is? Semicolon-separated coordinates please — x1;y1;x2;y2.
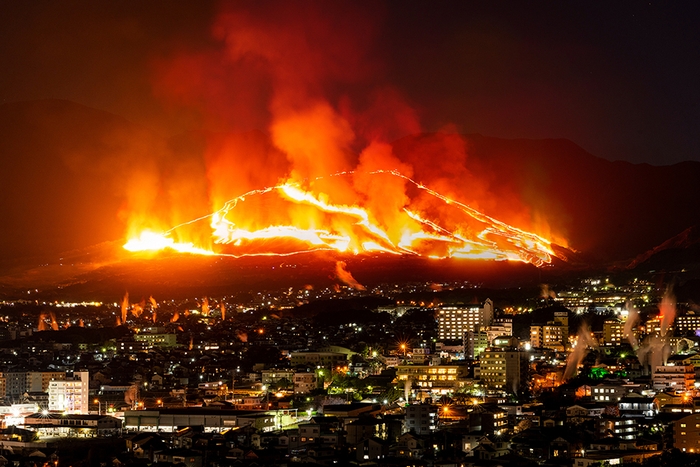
562;323;596;381
334;261;366;290
624;303;640;348
659;287;676;337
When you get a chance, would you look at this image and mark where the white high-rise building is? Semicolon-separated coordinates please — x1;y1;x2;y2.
48;370;89;414
437;299;493;341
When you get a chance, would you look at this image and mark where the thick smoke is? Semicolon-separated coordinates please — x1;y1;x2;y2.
335;261;366;290
130;1;561;251
659;287;676;337
562;323;596;381
540;284;556;300
636;287;677;374
623;302;640;348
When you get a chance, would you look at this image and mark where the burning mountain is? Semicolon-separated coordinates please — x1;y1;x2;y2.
124;170;561;266
3;99;700;300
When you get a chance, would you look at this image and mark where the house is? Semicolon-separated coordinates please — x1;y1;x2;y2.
154;448;203;467
124;432;166;461
393;432;427;458
353;437;389;462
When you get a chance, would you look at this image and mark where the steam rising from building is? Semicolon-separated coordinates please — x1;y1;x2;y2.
636;287;677;374
335;261;365;290
562;323;596;381
623;303;640;348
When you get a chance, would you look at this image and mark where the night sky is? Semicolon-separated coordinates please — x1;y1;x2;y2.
2;1;699;165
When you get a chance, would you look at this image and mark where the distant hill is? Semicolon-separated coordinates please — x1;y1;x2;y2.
624;224;700;272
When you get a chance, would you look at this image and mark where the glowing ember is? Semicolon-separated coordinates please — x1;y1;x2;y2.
124;171;561;266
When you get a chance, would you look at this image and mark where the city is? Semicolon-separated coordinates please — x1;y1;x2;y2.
2;1;700;467
0;272;696;466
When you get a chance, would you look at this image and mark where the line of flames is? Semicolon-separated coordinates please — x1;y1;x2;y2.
124;170;558;266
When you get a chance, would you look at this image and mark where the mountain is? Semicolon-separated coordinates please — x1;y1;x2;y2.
625;224;700;272
392;134;700;263
1;99;700;298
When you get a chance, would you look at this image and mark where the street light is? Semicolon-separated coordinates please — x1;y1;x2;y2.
94;399;101;416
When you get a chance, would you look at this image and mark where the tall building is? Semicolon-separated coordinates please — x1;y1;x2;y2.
530;311;569;351
479;348;529;394
652;365;695;391
404;404;438;434
676;312;700;336
293;372;318;394
396;364;470;396
485;318;513;344
4;371;66;399
674;413;700;452
48;370;89;414
464;331;489;359
437;299;493;341
603;319;625;345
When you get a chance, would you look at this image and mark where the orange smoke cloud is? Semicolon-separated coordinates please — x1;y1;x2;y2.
120;1;565;265
335;261;365;290
271;102;355;183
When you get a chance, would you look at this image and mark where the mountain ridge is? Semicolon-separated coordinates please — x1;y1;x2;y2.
1;99;699;297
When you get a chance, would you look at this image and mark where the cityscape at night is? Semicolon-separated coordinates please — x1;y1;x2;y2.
2;1;700;467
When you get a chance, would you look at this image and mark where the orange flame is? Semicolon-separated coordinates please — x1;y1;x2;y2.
124;171;559;266
121;293;129;324
129;3;566;269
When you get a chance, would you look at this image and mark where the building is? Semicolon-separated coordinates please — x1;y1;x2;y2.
410;347;431;365
437;299;493;341
530;311;568;351
603;319;625;345
652;365;695;391
592;381;642;403
133;331;177;348
3;371;66;399
484;318;513;344
597;417;639;440
395;365;470;394
479;348;529;393
23;413;122;437
123;408;281;433
293;372;318;394
618;394;657;419
261;370;295;387
404;404;438;434
48;370;89;414
674;413;700;452
290;351;347;370
676;312;700;337
464;331;489;359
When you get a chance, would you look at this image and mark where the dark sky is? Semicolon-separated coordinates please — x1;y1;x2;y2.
1;1;699;165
